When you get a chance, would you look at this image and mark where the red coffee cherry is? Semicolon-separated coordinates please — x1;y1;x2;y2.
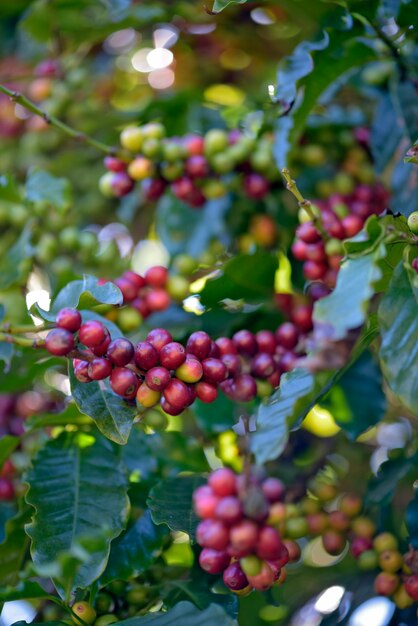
136;382;160;408
78;321;107;348
232;330;257;356
159;342;186;370
109;367;139;398
87;358;113;381
45;328;75;356
251;353;275;378
261;478;285;503
296;222;321;244
255;330;276;355
175;354;203;383
199;548;230;574
186;331;212;360
185;155;209;178
195;381;218;403
246;561;275;591
122;270;146;290
193;485;220;519
282;539;301;562
144;265;168;288
74;360;91;383
290;305;313;332
374;571;400;596
243;173;269;199
163;378;190;409
404;574;418;600
201;358;227;384
196;519;229;551
145;288;171;312
215;496;243;525
91;333;111;356
223;562;248;590
145;367;171;392
221;353;242;377
110;171;134;197
233;374;257;402
56;307;82;332
229;520;259;556
256;527;285;561
134;341;159;370
107;338;134;366
291;240;308;261
146;328;173;352
160;397;183;415
208;468;237;497
114;277;138;303
0;477;15;501
322;530;345;555
104;156;126;172
303;261;328;281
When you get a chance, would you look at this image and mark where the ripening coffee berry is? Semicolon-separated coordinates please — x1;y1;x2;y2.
134;341;159;370
404;574;418;600
74;360;91;383
106;338;134;366
145;367;171;392
72;602;96;625
144;265;168;288
339;493;362;518
351;516;376;538
163;378;190;409
357;550;379;571
78;321;107;348
160;397;183;416
193;485;220;519
282;539;301;562
109;367;139;398
0;478;15;501
246;561;275;591
393;584;415;609
186;331;212;360
374;571;400;596
328;511;350;532
240;555;262;577
123;271;145;290
196;519;229;551
208;468;237;497
195;381;218;403
201;358;227;384
223;562;249;590
322;530;345;555
146;328;173;352
136;382;161;408
91;333;111;357
351;536;373;558
215;337;238;355
199;548;230;574
221;353;241;377
251;353;275;378
229;520;258;555
175;354;203;383
233;374;257;402
232;330;258;356
296;222;321;244
255;330;276;355
56;307;82;332
256;527;285;561
373;532;398;554
261;478;285;503
114;277;138;303
407;210;418;235
45;328;75;356
378;550;403;574
275;323;299;350
159;342;186;370
215;496;243;525
145;288;171;312
87;358;113;381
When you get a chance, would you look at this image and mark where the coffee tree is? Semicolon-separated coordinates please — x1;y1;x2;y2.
0;1;417;625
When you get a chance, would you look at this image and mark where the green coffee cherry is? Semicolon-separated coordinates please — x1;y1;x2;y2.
407;211;418;235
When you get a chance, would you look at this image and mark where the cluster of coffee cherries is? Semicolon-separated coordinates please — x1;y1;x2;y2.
44;293;312;415
99;123;278;207
194;468;293;593
291;183;389;287
0;391;62;501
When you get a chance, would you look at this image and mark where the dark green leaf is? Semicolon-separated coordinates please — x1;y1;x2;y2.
25;432;129;595
378;261;418;413
0;226;33;290
313;242;386;340
0;436;19;470
37;276;123;321
25;169;72;213
194;395;238;434
406;488;418;549
367;454;418;506
371;94;404;174
0;174;21;202
212;0;247;12
148;475;205;539
0;580;50;602
0;506;31;586
69;364;137;445
116;602;237;625
0;343;14;370
121;429;158;479
200;251;278;308
251;369;316;464
100;511;168;585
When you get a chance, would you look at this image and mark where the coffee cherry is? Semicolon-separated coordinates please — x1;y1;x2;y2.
339;494;362;518
215;496;243;526
204;129;228;155
120;126;144;152
106;338;134;366
175;354;203;383
379;549;403;573
374;571;399;596
232;330;257;356
285;517;309;539
199;548;230;574
146;328;173;352
282;539;301;562
74;360;91;383
221;354;241;377
123;271;146;290
223;562;249;590
296;222;321;244
209;468;237;497
134;342;159;370
404;574;418;600
240;555;262;577
244;173;269;199
357;550;379;571
109;368;139;398
56;308;82;332
159;342;186;369
136;382;161;408
163;378;190;409
104;156;126;172
0;477;15;501
393;584;415;609
247;561;275;591
114;277;138;303
91;333;111;356
251;353;275;378
78;321;107;348
407;210;418;235
290;305;313;332
146;288;171;312
111;171;134;197
304;261;328;280
193;485;220;519
351;536;373;558
233;374;257;402
342;214;363;237
45;328;75;356
201;358;227;384
195;381;218;403
160;397;183;416
196;519;229;550
145;265;168;288
72;602;96;624
145;367;171;392
322;530;345;555
256;527;285;561
186;331;212;360
87;358;112;381
230;520;259;556
261;478;285;503
328;510;350;532
373;532;398;553
351;516;376;538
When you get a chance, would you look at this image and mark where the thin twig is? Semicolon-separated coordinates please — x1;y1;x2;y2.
281;168;330;241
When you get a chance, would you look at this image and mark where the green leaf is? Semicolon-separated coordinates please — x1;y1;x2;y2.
194;395;237;434
0;174;22;202
100;511;168;585
25;432;129;595
199;251;278;308
0;226;33;290
0;436;19;470
378;261;418;413
251;369;316;464
0;506;31;586
406;488;418;549
212;0;247;12
325;351;386;438
25;169;72;213
37;276;123;321
366;454;418;506
0;580;50;602
115;601;237;625
0;343;14;371
121;429;158;480
148;475;205;539
313;243;386;340
69;364;137;445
